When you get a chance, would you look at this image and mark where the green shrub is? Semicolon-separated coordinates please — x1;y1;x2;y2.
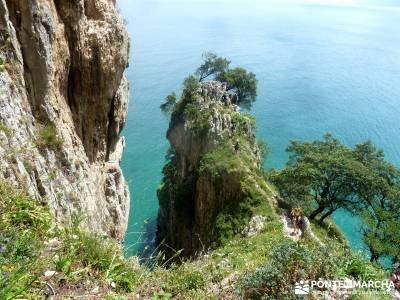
182;271;205;290
184;103;212;136
0;122;12;139
231;112;256;135
0;184;50;233
337;252;383;281
198;141;240;179
213;200;253;245
182;75;200;95
36;123;63;151
160;92;177;114
152;289;172;300
236;240;338;299
60;155;72;168
170;75;201;124
165;266;205;292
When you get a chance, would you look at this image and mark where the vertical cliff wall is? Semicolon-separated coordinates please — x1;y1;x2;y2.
0;0;130;240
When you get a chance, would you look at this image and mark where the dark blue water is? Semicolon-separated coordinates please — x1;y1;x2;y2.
118;0;400;255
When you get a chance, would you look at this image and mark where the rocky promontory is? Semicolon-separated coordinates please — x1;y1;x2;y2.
157;80;272;257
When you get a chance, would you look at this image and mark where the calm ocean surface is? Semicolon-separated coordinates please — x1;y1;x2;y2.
118;0;400;256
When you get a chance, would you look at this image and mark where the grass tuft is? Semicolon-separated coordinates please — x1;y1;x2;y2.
36;123;63;152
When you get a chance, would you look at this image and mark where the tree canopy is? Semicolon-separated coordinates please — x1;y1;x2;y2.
161;53;258;112
182;74;201;95
271;134;400;262
217;68;257;109
352;141;400;262
196;52;230;82
160;92;177;114
271;134;363;224
196;52;258;109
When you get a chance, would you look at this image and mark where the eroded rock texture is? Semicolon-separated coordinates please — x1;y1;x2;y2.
0;0;130;240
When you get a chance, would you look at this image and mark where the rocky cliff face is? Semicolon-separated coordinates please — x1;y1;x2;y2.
157;81;264;257
0;0;130;240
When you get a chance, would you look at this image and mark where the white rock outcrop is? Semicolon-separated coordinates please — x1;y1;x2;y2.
242;215;267;237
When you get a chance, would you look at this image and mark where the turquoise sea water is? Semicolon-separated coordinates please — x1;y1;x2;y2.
118;0;400;256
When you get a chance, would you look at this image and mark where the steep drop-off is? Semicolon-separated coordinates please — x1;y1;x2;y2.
157;81;273;257
0;0;130;239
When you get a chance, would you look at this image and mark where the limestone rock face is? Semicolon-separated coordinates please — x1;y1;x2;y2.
0;0;130;240
167;82;239;172
157;81;261;257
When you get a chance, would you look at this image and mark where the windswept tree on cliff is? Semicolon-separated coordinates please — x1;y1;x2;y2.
196;52;231;81
162;53;258;112
272;135;400;262
160;92;177;114
196;52;257;109
217;68;257;109
270;134;366;224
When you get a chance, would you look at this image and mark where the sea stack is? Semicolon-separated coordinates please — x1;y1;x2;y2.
157;80;271;258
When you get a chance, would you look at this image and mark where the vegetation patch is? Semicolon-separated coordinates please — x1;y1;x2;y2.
0;57;5;72
0;122;12;139
0;183;50;299
36;123;63;152
0;180;392;299
270;134;400;264
198;141;240;179
0;182;146;299
236;238;388;300
22;159;34;175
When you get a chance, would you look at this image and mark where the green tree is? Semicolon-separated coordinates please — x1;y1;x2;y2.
183;74;201;95
168;75;201;123
196;52;230;82
217;68;257;109
272;136;400;262
361;202;400;262
271;134;366;224
160;92;177;114
353;141;400;262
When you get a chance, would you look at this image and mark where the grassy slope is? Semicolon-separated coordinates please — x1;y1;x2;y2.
0;177;391;299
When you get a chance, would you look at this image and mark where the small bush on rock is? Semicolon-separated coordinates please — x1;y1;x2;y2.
36;123;63;152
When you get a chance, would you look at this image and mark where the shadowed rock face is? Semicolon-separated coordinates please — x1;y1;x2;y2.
0;0;130;240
